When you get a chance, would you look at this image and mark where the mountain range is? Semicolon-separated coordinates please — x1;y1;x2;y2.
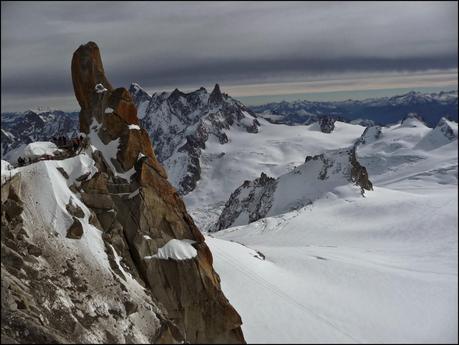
251;90;458;126
129;82;260;195
3;89;456;162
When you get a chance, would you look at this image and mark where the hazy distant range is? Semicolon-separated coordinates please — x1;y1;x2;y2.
237;85;458;106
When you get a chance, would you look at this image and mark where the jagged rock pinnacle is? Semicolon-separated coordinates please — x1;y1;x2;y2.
70;41;245;343
209;83;223;104
71;42;113;133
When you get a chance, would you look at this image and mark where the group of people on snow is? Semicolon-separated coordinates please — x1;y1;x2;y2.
15;134;86;168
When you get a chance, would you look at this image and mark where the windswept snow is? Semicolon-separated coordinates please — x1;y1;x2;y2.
17;154;110;273
144;239;197;260
209;179;458;343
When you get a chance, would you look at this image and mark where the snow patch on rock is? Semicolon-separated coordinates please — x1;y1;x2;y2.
145;239;197;261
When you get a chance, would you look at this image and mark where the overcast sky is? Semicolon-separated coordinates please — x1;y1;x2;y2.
1;1;458;111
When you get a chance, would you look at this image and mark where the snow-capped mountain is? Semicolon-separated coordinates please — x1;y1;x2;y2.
1;109;79;157
213;146;372;231
415;117;458;150
129;83;260;194
252;90;458;126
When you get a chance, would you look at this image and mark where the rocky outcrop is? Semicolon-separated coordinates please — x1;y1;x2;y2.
71;42;244;343
414;116;458;151
213;146;373;231
356;125;383;145
435;117;458;141
318;116;336;133
212;172;277;231
66;217;84;239
349;148;373;194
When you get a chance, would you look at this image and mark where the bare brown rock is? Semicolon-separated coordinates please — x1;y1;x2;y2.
71;41;245;343
71;41;113;133
109;88;140;125
65;198;85;218
66;217;83;239
350;147;373;194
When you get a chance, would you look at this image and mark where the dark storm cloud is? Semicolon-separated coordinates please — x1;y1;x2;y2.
1;1;457;111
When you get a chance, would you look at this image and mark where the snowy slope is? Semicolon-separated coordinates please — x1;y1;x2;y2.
206;118;458;343
208;182;457;343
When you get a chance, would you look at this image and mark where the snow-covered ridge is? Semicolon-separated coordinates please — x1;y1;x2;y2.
213;146;372;231
3;141;65;164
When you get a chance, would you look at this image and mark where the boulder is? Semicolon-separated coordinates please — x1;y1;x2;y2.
80;172;109;194
66;217;83;239
80;193;114;210
3;199;23;222
66;199;85;218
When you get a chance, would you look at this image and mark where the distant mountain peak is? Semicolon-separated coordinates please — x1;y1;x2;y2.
401;112;427;127
28;105;53;114
209;83;223;105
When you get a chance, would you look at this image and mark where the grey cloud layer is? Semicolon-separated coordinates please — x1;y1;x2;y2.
1;1;457;110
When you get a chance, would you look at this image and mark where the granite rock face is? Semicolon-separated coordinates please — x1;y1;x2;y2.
71;41;244;343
